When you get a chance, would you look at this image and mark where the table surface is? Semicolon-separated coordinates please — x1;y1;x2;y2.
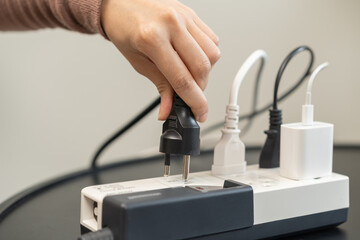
0;146;359;240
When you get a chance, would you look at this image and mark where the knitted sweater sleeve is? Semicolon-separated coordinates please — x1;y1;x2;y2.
0;0;106;37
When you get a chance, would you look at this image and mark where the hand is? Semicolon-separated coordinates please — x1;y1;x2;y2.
101;0;220;122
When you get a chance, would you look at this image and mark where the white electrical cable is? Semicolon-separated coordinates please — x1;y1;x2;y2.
305;62;329;105
229;50;267;105
302;62;329;125
212;50;267;176
224;50;267;130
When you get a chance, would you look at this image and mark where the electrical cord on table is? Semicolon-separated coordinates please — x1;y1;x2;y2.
91;97;160;169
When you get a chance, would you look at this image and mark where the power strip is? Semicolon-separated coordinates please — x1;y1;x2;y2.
80;48;347;240
80;165;349;240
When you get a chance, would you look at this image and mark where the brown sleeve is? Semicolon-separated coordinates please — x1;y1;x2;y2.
0;0;106;37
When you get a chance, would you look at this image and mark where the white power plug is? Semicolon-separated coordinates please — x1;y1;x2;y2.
212;104;246;175
280;63;333;180
212;50;267;176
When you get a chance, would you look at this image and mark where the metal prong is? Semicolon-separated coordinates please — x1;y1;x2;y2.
164;165;170;177
164;153;171;177
182;155;190;182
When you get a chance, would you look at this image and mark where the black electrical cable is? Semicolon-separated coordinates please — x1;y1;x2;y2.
0;153;162;224
202;46;314;137
90;97;161;169
259;46;314;168
273;46;314;110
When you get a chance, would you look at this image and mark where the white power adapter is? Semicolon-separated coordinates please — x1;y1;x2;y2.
280;63;333;180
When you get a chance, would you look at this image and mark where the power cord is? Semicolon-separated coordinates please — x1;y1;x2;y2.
0;153;163;225
302;62;328;125
259;46;314;168
90;97;160;169
212;50;267;175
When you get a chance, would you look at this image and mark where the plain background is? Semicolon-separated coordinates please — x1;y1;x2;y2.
0;0;359;203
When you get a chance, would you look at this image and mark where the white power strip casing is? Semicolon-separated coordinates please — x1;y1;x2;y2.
81;164;349;239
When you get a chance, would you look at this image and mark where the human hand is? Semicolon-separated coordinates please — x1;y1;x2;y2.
101;0;220;122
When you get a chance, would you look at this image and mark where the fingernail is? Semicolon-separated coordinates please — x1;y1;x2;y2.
214;35;220;45
197;113;208;122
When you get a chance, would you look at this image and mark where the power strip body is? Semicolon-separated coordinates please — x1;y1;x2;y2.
80;165;349;240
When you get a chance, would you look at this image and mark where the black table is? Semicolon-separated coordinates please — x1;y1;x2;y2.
0;146;359;239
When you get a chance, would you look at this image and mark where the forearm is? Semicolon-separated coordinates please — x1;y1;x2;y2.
0;0;105;36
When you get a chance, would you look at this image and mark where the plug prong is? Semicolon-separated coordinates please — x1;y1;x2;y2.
164;153;171;177
164;165;170;177
182;155;190;182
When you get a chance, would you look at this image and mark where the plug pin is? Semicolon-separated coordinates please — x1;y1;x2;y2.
164;153;171;177
182;155;190;182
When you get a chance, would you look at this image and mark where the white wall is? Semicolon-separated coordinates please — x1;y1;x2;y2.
0;0;359;203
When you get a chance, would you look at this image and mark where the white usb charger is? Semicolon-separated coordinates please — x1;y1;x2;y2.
280;63;333;180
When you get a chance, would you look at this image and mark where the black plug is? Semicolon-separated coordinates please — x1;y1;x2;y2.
259;46;314;169
159;94;200;181
259;109;282;168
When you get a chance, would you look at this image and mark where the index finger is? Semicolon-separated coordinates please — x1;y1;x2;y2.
145;41;208;122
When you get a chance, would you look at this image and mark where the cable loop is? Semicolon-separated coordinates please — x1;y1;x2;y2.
273;46;314;110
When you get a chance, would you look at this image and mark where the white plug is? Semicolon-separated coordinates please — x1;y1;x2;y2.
280;62;333;180
212;50;267;176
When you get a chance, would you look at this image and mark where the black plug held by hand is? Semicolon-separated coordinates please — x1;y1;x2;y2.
159;94;200;181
